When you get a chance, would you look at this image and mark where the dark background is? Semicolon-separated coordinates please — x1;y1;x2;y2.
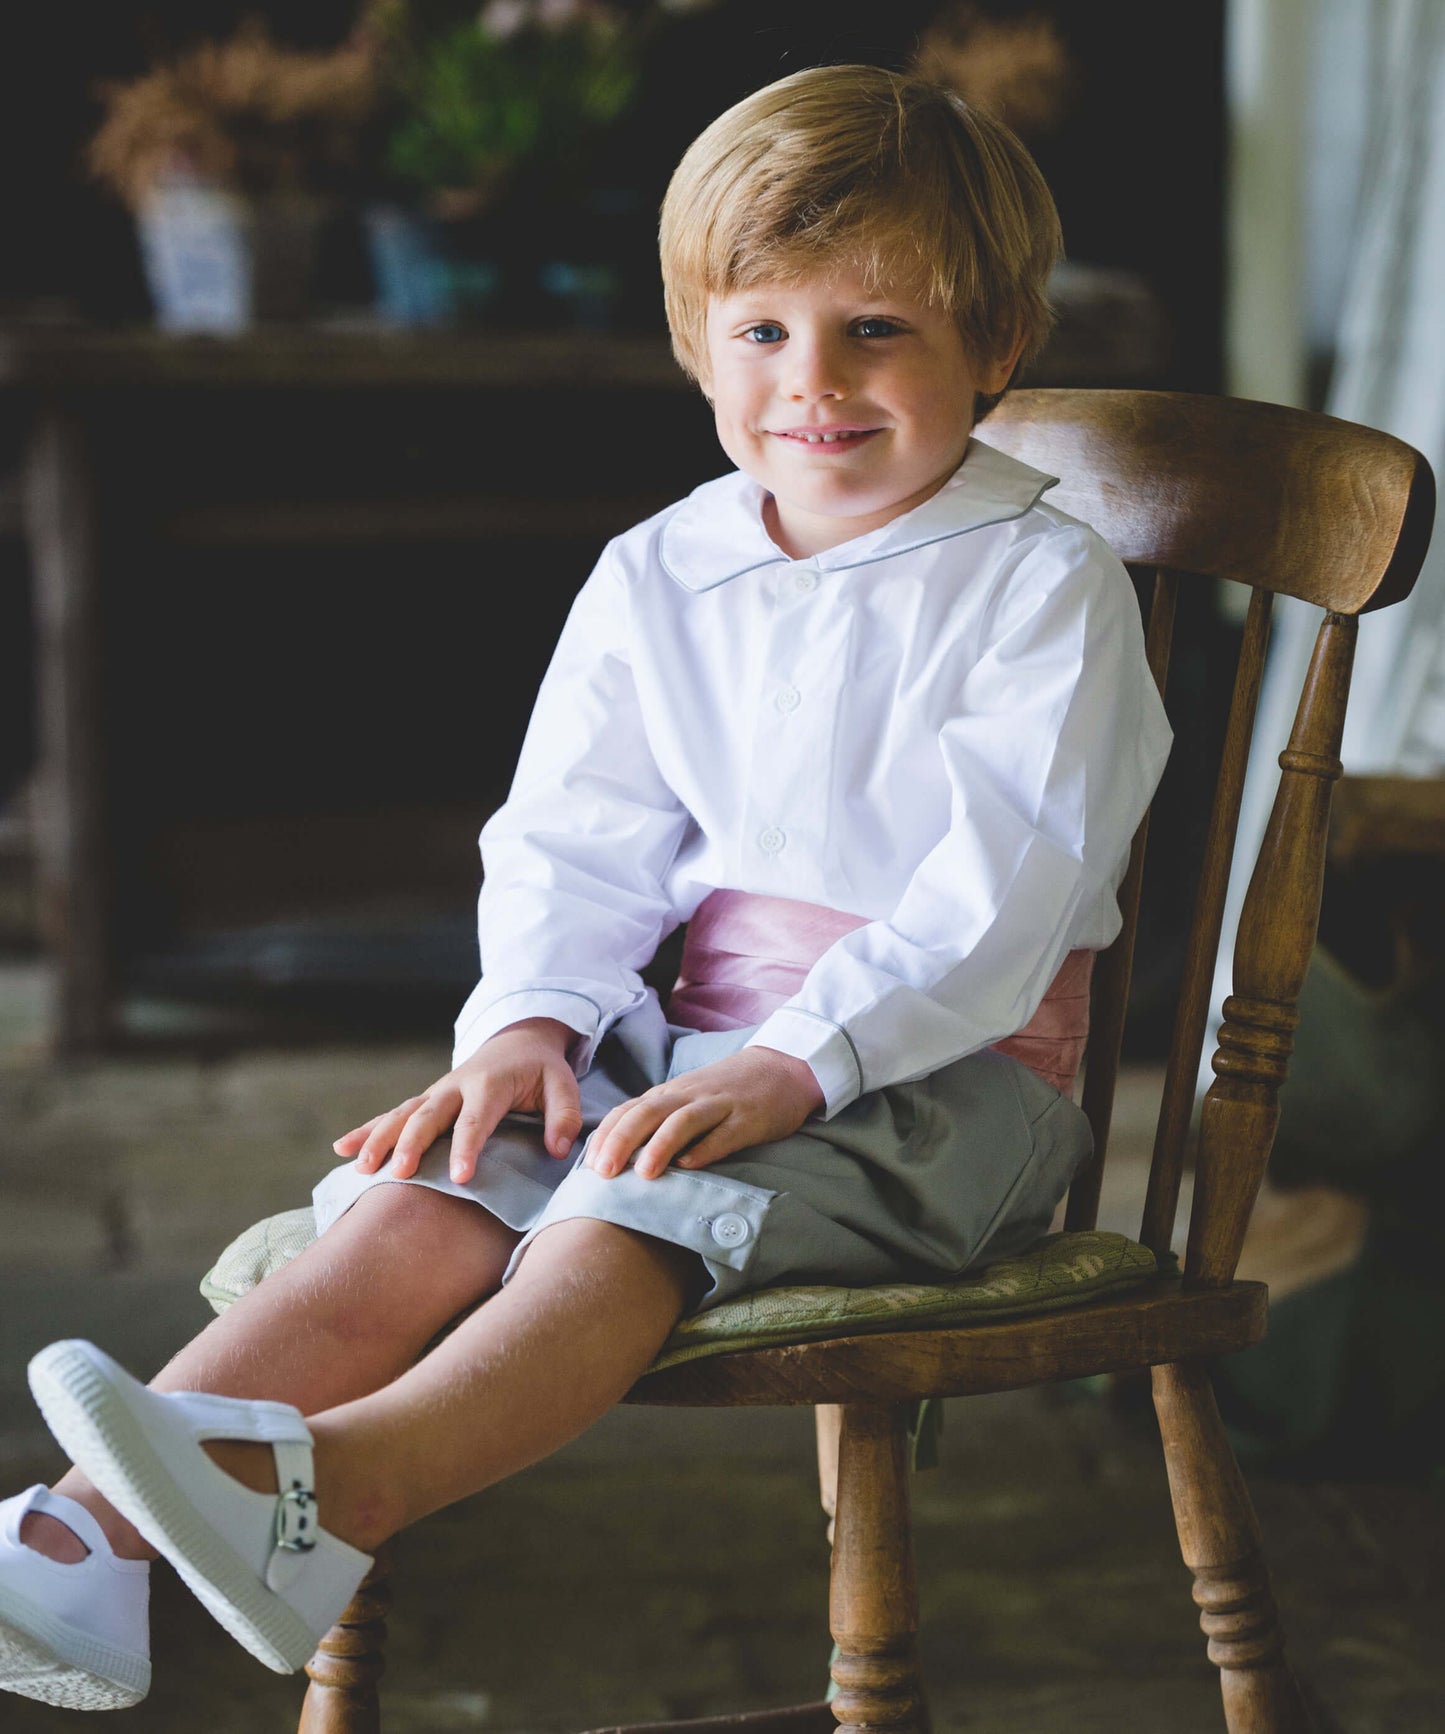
0;1;1226;379
0;1;1228;1033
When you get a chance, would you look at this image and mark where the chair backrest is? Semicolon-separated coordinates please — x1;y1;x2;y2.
980;389;1435;1286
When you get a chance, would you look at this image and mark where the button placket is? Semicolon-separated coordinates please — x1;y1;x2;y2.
743;564;821;871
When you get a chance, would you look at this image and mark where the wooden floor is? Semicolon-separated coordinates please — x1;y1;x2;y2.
0;965;1440;1732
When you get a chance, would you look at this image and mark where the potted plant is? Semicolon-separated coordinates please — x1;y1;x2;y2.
360;0;709;326
89;20;376;331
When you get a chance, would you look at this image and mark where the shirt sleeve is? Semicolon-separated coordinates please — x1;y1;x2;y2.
452;545;690;1074
745;526;1172;1115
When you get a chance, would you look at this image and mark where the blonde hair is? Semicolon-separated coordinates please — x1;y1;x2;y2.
659;63;1062;411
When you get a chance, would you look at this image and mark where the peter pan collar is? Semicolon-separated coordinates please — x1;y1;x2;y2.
658;436;1060;593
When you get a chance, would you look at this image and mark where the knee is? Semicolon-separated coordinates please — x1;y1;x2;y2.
353;1179;476;1237
360;1183;521;1268
295;1185;519;1318
514;1216;706;1309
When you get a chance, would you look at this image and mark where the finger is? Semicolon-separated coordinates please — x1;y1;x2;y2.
333;1113;386;1155
593;1088;649;1135
583;1095;646;1176
633;1101;725;1180
590;1095;640;1151
588;1096;675;1177
446;1076;517;1184
353;1098;426;1172
673;1119;745;1172
389;1087;464;1178
541;1063;583;1158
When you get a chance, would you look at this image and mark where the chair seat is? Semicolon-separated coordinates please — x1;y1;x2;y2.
202;1211;1195;1396
645;1228;1166;1372
628;1277;1268;1407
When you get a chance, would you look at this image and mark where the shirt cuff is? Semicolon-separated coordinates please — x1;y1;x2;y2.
452;987;605;1074
745;1009;864;1118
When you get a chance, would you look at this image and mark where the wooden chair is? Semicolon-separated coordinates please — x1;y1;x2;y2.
290;390;1434;1734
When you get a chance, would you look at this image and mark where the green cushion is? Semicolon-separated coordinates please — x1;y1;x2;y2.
200;1207;318;1314
202;1211;1164;1373
647;1230;1164;1370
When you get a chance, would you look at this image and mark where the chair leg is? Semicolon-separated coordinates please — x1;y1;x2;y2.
1151;1362;1310;1733
828;1403;927;1734
816;1403;842;1547
297;1544;392;1734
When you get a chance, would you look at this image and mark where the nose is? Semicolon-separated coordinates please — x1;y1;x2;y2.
783;330;850;401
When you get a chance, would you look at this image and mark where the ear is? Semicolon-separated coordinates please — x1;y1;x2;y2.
977;330;1030;397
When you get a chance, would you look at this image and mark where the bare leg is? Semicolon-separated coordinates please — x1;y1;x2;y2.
25;1183;522;1563
212;1215;699;1552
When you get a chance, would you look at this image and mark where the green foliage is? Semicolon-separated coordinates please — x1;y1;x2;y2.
382;12;640;195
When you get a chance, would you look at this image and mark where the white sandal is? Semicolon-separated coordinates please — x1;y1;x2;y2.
28;1340;371;1676
0;1483;150;1710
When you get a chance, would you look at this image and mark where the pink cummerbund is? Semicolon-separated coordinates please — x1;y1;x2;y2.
667;889;1093;1099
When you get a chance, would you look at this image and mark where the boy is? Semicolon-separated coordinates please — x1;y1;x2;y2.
1;63;1168;1710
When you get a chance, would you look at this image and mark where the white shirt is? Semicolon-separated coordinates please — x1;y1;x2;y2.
453;438;1172;1116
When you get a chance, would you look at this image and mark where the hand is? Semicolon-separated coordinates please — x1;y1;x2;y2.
585;1047;824;1181
331;1018;583;1185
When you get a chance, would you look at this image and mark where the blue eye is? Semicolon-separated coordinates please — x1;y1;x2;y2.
744;323;785;344
855;317;902;338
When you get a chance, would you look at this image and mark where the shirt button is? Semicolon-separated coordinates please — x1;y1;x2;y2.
757;826;786;856
774;684;801;714
793;569;818;593
710;1212;751;1248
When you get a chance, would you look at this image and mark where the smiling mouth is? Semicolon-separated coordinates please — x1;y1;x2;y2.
771;427;881;446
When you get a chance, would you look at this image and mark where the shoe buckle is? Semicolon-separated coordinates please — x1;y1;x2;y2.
275;1482;317;1554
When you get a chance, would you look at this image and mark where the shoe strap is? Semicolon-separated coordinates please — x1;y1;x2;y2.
25;1485;113;1558
268;1438;320;1579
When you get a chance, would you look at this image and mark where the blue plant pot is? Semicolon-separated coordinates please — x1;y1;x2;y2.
365;205;501;327
538;261;621;332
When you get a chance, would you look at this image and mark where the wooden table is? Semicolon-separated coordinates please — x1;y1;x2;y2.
3;287;1170;1054
3;325;706;1052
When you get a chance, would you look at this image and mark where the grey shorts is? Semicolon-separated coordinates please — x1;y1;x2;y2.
311;1000;1093;1311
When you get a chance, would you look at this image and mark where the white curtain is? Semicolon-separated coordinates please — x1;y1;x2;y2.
1208;0;1445;1075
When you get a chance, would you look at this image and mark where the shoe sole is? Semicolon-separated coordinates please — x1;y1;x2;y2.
0;1581;148;1710
29;1343;318;1676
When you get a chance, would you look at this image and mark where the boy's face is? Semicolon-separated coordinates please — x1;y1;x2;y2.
703;266;1017;560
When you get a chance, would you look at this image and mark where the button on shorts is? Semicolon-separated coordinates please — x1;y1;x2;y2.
311;997;1093;1311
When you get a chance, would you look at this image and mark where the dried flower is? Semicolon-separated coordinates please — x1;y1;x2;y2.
914;5;1076;140
89;19;377;207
